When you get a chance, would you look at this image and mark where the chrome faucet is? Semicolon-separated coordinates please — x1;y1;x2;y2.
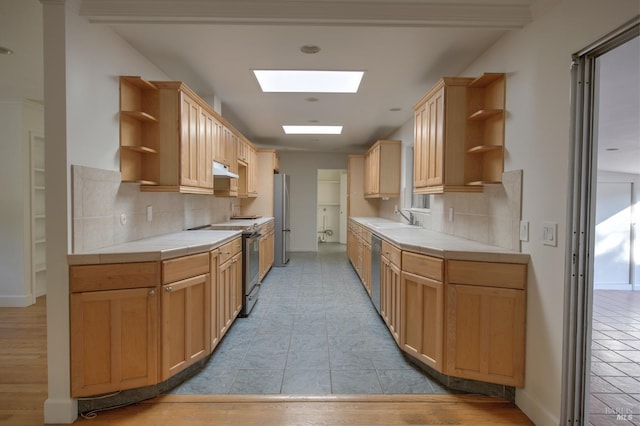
394;206;415;225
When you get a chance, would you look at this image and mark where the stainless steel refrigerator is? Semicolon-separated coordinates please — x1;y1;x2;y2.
273;174;290;266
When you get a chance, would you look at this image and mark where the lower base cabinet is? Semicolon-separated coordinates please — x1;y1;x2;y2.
400;251;444;372
380;243;401;344
70;286;159;398
445;260;526;387
70;238;244;398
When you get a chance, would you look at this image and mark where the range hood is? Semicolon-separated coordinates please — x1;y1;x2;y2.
213;161;239;179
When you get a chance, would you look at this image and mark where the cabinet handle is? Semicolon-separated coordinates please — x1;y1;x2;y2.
166;287;173;293
148;289;156;296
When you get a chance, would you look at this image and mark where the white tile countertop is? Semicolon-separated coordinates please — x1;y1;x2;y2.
67;230;242;265
351;217;529;264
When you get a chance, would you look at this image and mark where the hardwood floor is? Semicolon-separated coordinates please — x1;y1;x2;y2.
0;296;533;425
0;296;47;426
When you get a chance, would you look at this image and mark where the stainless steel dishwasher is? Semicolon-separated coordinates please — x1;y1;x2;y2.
371;234;382;314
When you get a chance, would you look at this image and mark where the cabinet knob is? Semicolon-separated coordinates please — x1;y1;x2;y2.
166;287;173;293
148;289;156;296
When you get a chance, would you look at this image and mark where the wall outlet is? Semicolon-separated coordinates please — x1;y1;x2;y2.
146;205;153;222
519;220;529;242
542;221;557;246
119;213;127;226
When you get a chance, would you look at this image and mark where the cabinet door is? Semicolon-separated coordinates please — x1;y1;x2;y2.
389;261;401;344
380;257;390;326
400;271;443;371
362;241;371;295
213;117;225;165
210;250;220;351
180;92;200;188
426;88;444;187
231;252;243;318
218;258;231;337
161;273;211;379
70;287;158;397
413;105;427;189
198;108;214;189
446;284;525;386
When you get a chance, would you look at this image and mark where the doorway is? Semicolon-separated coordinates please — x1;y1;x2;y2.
562;18;639;425
317;169;347;247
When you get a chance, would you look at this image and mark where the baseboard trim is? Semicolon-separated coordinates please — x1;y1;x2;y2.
152;394;512;404
516;388;558;426
0;294;34;307
44;397;78;424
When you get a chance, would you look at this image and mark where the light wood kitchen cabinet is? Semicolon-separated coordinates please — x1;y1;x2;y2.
413;77;475;194
413;73;505;194
347;155;379;218
217;237;242;338
238;137;258;198
364;140;401;199
160;253;211;380
240;149;279;217
400;251;444;371
214;126;239;197
130;81;214;194
361;228;372;295
69;262;160;398
209;249;221;352
119;76;160;185
445;260;526;387
464;73;506;186
380;240;401;344
259;221;275;281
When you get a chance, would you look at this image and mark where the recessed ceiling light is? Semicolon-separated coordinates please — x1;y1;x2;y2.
300;45;321;54
253;70;364;93
389;107;402;112
305;97;319;102
308;119;319;123
283;125;343;135
0;46;14;55
605;147;620;151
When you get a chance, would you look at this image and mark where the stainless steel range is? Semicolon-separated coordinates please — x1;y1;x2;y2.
189;222;262;316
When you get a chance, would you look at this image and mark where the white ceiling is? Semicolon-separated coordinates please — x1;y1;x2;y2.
2;0;636;172
78;0;541;153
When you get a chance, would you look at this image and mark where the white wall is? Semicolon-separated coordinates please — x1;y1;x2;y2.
458;1;639;424
278;152;348;251
43;0;172;422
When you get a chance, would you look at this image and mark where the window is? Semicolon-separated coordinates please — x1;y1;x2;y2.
405;147;430;210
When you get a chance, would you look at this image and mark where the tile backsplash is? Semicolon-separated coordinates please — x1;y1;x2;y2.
72;165;239;253
380;170;522;251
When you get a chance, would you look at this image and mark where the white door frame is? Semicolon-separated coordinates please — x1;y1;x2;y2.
561;17;639;425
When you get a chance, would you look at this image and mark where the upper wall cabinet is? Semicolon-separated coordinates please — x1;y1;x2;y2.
464;73;506;186
364;139;401;199
413;73;505;194
119;76;262;196
119;76;160;185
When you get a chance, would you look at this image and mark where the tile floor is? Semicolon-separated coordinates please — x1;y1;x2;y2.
589;289;640;426
168;243;455;396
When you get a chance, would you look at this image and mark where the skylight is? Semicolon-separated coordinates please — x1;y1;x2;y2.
283;125;343;135
253;70;364;93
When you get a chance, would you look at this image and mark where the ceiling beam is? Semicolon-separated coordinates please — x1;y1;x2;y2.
80;0;533;28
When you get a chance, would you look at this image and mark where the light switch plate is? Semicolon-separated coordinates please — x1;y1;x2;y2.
146;205;153;222
542;222;557;246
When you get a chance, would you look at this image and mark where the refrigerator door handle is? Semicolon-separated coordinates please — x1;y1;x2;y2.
283;229;291;232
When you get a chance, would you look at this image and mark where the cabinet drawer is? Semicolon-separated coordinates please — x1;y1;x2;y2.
262;221;274;234
162;252;210;284
402;251;443;282
218;237;242;264
381;240;401;267
447;260;526;290
70;262;160;293
361;229;372;244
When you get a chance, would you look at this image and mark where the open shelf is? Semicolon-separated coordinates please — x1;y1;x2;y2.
465;180;502;186
466;145;503;154
120;76;160;186
468;109;503;121
468;73;504;88
121;111;158;122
